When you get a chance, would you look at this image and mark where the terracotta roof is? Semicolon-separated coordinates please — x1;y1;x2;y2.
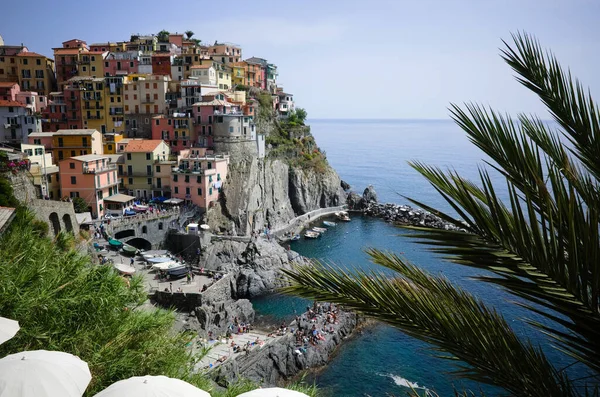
124;139;164;153
0;100;25;108
0;82;18;88
190;64;213;69
17;52;46;57
53;48;86;55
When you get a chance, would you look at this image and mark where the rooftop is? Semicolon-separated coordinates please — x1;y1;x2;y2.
28;132;56;137
190;64;213;69
194;99;231;107
124;139;164;153
104;193;136;203
17;52;46;58
54;129;99;136
69;154;109;162
0;100;25;108
53;48;86;55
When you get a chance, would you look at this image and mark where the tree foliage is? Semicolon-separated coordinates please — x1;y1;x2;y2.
72;196;88;213
185;30;194;39
283;32;600;396
157;30;170;42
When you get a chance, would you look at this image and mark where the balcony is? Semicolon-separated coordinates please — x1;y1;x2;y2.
214;110;244;116
83;164;117;174
152;185;171;191
141;98;154;104
172;167;216;175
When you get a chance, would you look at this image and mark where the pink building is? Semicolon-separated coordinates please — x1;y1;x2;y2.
171;148;229;209
0;82;20;101
151;114;196;154
192;96;241;148
28;132;55;149
104;52;139;77
58;154;119;218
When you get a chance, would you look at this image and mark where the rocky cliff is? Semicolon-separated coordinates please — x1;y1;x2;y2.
206;104;346;236
208;157;345;236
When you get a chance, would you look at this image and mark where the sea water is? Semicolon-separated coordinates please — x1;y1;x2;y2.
251;119;584;396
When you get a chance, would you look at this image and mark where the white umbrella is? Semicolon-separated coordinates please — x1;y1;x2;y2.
0;316;19;344
94;375;211;397
200;224;210;230
236;388;309;397
0;350;91;397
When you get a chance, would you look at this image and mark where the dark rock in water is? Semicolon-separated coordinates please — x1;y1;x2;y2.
346;192;363;210
340;179;351;191
362;185;378;204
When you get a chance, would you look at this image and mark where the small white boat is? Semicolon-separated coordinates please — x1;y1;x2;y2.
291;234;301;241
323;221;337;227
335;211;351;222
142;250;169;260
151;261;182;271
304;231;320;239
146;256;172;264
312;227;327;233
114;263;136;275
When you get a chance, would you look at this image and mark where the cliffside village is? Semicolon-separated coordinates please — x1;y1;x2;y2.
0;32;296;219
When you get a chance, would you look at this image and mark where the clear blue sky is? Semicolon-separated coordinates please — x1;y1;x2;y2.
2;0;599;119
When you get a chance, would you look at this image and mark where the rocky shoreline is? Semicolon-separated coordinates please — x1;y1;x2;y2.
347;184;465;231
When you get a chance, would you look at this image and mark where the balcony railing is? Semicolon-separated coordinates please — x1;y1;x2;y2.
172;167;217;175
152;185;171;190
214;110;244;116
83;164;117;174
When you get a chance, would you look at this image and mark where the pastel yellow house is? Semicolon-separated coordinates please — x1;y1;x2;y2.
104;76;125;133
76;52;106;78
231;61;247;86
52;129;103;162
103;132;125;154
215;63;232;90
123;139;170;199
76;77;107;132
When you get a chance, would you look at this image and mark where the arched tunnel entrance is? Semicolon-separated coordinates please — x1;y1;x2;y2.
126;238;152;251
62;214;73;233
49;212;61;236
115;229;135;239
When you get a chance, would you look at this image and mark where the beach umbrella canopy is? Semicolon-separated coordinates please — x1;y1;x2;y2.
0;350;91;397
93;375;211;397
0;316;19;345
200;224;210;230
236;388;309;397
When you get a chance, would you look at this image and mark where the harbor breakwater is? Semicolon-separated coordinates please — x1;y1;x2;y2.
347;185;464;231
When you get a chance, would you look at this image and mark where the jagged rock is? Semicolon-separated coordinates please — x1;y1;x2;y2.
340;179;351;191
195;299;255;338
362;185;378;204
346;192;363;210
215;310;358;386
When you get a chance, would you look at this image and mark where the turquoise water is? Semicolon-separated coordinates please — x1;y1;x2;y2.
251;119;586;396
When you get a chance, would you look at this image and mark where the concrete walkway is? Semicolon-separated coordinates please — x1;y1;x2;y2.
272;205;347;240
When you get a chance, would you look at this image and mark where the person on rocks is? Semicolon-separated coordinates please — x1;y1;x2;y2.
169;282;173;293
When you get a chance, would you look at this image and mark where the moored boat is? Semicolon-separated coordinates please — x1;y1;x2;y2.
108;239;123;249
166;265;189;279
146;256;171;264
313;227;327;233
114;263;136;275
323;221;337;227
304;231;320;239
151;261;180;271
122;245;138;255
335;211;351;222
291;234;301;241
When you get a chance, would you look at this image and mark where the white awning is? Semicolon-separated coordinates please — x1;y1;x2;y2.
164;198;184;204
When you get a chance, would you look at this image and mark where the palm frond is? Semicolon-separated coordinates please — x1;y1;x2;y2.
282;251;574;397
